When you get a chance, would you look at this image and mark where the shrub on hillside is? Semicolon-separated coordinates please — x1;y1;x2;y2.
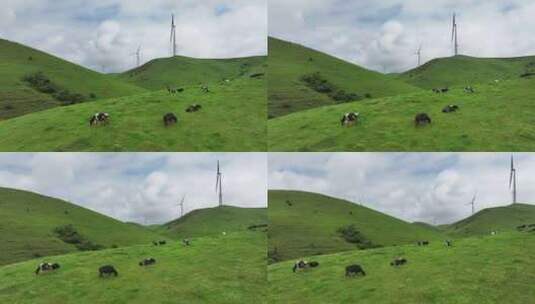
336;224;378;249
53;224;104;251
23;72;58;94
301;72;361;103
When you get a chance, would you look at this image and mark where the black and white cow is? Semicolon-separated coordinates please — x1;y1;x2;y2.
139;258;156;266
185;104;202;113
35;262;60;275
292;260;319;273
414;113;432;126
390;257;407;266
99;265;118;277
442;104;459;113
182;238;191;246
158;240;167;245
345;264;366;277
89;112;109;126
201;85;210;93
340;112;360;127
444;240;453;247
417;240;430;246
163;113;178;127
464;86;475;93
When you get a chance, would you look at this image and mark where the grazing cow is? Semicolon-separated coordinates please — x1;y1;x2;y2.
185;104;202;113
201;85;210;93
390;257;407;267
139;258;156;266
99;265;118;277
292;260;319;272
464;86;475;93
345;264;366;277
35;262;60;275
340;112;360;127
182;239;191;246
158;240;167;245
491;231;497;235
442;105;459;113
414;113;432;126
163;113;178;127
444;240;453;247
417;241;429;246
89;112;109;126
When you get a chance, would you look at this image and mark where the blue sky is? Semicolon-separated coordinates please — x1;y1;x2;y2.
0;153;267;224
0;0;267;72
269;0;535;72
269;153;535;225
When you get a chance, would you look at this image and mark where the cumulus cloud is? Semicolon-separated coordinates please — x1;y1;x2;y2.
0;153;267;224
269;0;535;72
0;0;267;72
269;153;534;225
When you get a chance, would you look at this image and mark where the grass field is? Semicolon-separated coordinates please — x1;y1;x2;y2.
268;231;535;304
0;231;267;304
267;37;418;118
268;191;443;263
0;187;165;266
157;206;267;239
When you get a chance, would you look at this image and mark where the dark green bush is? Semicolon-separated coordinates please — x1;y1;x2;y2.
53;224;104;251
337;224;377;249
301;72;360;102
23;72;86;105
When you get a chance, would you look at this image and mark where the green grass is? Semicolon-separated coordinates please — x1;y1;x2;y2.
0;187;165;266
268;77;535;151
444;203;535;236
268;231;535;304
118;56;266;91
268;190;443;263
0;231;267;304
399;55;535;89
267;37;419;118
0;76;266;151
156;206;267;239
0;39;146;120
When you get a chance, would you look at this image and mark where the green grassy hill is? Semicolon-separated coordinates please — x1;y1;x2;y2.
268;231;535;304
445;203;535;236
0;39;145;120
267;37;418;118
0;75;266;151
399;55;535;89
156;206;267;239
268;77;535;151
0;231;267;304
268;190;443;263
118;55;266;90
0;187;165;266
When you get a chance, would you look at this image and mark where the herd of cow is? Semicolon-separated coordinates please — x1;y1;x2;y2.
292;239;454;278
340;86;475;128
34;239;190;278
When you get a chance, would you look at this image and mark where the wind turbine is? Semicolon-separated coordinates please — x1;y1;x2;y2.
130;45;142;67
215;160;223;207
170;14;177;57
178;194;186;217
466;192;477;215
414;44;422;66
509;155;517;204
451;13;459;56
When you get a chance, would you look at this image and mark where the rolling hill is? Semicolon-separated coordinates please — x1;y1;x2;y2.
267;37;419;118
399;54;535;89
0;231;267;304
0;39;145;120
268;231;535;304
0;187;165;266
118;55;266;90
268;190;443;263
444;203;535;236
268;76;535;151
0;74;266;151
156;206;267;239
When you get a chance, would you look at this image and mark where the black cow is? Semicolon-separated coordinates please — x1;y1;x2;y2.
417;240;429;246
414;113;431;126
99;265;118;277
163;113;178;127
158;240;167;245
139;258;156;266
442;105;459;113
185;104;202;113
345;264;366;277
341;112;360;127
390;257;407;266
35;262;60;275
89;112;109;126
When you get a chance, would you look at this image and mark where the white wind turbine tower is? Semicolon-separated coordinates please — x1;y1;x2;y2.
130;45;142;67
509;155;517;204
414;44;422;67
177;194;186;218
451;13;459;56
170;14;177;57
466;192;477;215
215;160;223;207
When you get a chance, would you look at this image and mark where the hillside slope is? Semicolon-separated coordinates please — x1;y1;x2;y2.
268;232;535;304
118;55;266;90
0;232;267;304
268;77;535;151
268;37;419;118
0;75;266;152
399;55;535;89
0;39;145;120
268;190;443;262
0;187;164;266
445;203;535;236
157;206;267;239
